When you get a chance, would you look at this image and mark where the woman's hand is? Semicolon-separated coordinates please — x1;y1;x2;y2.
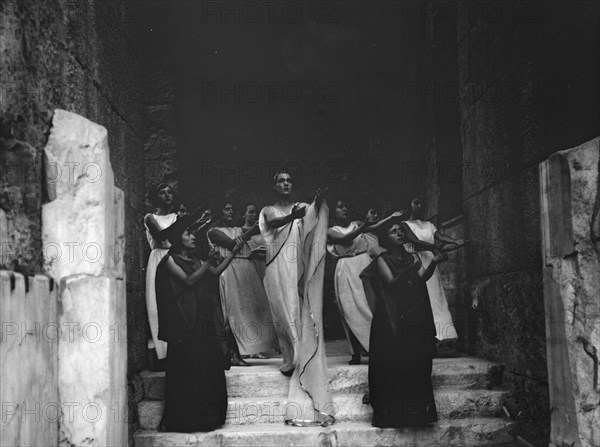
177;204;188;217
208;247;222;266
291;204;306;220
363;214;379;228
232;239;245;254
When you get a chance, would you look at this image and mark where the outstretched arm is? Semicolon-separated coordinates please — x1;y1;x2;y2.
328;220;372;245
365;210;406;232
262;205;306;230
400;222;439;252
164;256;212;286
434;230;467;247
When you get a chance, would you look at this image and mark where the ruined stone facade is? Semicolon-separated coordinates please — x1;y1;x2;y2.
0;0;154;439
422;1;600;444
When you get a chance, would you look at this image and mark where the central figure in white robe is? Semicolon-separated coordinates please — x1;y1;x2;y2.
259;171;335;426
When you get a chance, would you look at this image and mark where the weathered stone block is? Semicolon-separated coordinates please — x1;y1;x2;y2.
58;275;127;447
0;272;58;447
540;137;599;447
42;110;118;278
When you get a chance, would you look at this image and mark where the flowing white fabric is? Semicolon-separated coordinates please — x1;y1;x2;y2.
144;213;177;359
259;204;304;373
208;227;275;355
260;201;335;426
404;219;458;341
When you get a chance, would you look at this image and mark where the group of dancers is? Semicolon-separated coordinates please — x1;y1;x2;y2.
143;171;467;432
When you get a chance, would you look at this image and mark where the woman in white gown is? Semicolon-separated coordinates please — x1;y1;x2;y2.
401;196;467;349
208;199;275;366
327;199;378;364
144;183;178;361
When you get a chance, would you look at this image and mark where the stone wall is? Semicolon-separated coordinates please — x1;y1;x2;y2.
0;0;150;440
0;0;147;375
0;273;58;447
540;138;599;447
423;1;599;444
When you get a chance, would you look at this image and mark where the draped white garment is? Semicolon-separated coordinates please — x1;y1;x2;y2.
144;213;177;359
403;219;458;341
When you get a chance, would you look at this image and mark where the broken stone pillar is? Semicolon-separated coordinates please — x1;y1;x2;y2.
42;110;127;446
539;137;599;447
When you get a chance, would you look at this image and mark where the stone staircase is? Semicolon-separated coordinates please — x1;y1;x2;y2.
133;352;517;446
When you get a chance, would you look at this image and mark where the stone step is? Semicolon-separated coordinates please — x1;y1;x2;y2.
138;388;508;430
141;356;500;400
134;418;517;447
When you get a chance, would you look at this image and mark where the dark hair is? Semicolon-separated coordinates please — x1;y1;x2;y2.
243;202;259;212
148;183;175;208
407;195;424;210
209;196;235;228
272;170;291;185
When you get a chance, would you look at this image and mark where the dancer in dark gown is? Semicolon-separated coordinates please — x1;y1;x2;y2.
361;221;442;428
155;211;242;433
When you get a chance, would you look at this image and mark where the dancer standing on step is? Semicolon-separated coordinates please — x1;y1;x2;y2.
361;221;440;428
259;171;335;426
207;198;276;366
401;196;467;350
155;210;242;432
144;183;179;363
327;199;378;365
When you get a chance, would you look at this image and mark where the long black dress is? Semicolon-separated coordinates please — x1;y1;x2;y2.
155;253;228;432
361;249;438;428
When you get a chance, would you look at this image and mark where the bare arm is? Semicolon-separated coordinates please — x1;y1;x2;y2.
262;205;306;230
366;210;406;232
240;222;260;240
208;228;236;251
400;222;439;252
434;230;466;246
145;214;170;242
208;241;243;276
163;256;212;286
327;221;369;245
415;252;441;281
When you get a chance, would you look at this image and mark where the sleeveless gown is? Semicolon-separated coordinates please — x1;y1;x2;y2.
144;212;177;359
327;222;373;353
208;227;275;355
403;219;458;341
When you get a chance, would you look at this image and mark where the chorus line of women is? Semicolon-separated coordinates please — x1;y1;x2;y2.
143;175;467;432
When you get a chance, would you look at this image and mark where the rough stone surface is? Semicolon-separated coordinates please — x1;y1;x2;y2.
134;419;517;447
135;354;514;445
0;272;58;447
140;356;499;401
138;389;507;430
422;3;600;445
0;138;42;274
57;275;127;447
540;138;599;447
42;110;117;278
0;0;148;377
